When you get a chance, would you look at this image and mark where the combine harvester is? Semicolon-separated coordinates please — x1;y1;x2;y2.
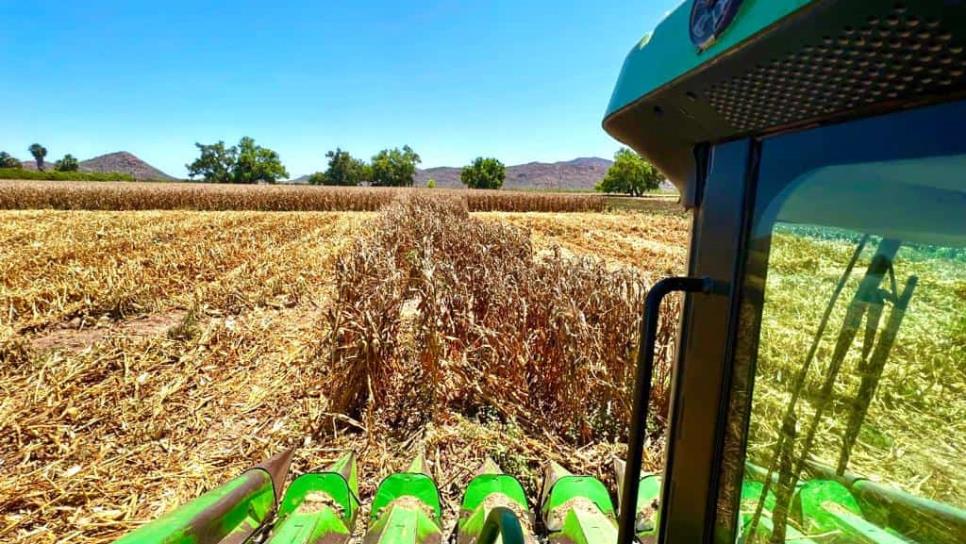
115;0;964;542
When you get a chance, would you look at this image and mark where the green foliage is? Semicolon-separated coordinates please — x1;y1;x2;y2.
426;178;436;189
460;157;506;190
186;137;288;183
233;136;288;183
55;154;80;172
28;143;48;171
0;168;133;181
310;148;369;186
595;149;662;197
370;145;421;187
0;152;20;168
186;141;235;182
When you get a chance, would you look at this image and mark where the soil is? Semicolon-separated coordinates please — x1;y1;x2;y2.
30;310;188;353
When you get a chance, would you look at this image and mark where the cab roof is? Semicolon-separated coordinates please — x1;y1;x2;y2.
605;0;816;119
603;0;966;200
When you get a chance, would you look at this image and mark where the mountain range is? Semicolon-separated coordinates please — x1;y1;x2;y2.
15;152;644;191
292;157;616;191
414;157;613;190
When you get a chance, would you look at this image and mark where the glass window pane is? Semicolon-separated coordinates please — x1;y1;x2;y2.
723;153;965;543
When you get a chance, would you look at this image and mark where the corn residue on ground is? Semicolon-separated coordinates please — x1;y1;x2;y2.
0;201;688;543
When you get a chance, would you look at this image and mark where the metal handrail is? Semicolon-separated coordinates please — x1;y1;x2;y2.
617;276;713;544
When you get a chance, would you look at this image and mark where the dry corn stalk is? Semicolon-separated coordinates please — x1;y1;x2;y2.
324;195;679;445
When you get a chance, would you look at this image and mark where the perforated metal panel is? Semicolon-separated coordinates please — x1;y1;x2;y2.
706;3;966;132
603;0;966;192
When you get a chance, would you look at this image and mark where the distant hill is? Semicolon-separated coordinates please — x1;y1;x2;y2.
290;157;618;190
21;151;175;181
79;152;175;180
415;157;614;191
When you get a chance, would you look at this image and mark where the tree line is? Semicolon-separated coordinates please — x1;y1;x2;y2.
307;146;424;187
6;136;664;196
594;149;663;196
0;143;81;172
301;147;663;194
306;147;507;190
186;136;511;189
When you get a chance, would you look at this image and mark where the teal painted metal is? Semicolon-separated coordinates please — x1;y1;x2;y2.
476;508;528;544
605;0;817;119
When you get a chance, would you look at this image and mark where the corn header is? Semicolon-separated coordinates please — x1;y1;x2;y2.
109;0;966;542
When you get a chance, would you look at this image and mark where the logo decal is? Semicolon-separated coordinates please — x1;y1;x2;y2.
690;0;744;50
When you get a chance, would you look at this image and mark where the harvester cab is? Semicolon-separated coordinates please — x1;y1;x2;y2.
113;1;964;543
603;1;965;543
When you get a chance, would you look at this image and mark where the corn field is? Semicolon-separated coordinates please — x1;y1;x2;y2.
0;180;605;213
0;198;689;543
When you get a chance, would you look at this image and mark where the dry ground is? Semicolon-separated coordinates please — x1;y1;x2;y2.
0;207;688;543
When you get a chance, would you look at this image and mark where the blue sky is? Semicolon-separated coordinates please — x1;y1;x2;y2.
1;1;680;178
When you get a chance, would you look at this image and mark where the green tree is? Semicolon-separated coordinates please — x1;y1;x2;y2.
426;178;437;189
0;152;21;168
55;154;80;172
595;149;662;196
370;145;421;187
310;148;369;186
186;141;236;182
29;143;47;171
186;137;288;183
232;136;288;183
460;157;506;190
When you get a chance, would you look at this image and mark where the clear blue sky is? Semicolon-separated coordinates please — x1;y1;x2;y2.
0;1;680;178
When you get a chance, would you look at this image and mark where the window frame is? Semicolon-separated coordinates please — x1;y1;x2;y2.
676;99;966;544
659;138;759;542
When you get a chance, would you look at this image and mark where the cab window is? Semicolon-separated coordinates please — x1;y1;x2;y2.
715;106;966;543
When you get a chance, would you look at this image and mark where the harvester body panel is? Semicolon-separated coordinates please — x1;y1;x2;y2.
540;462;617;544
114;451;289;544
266;452;360;544
457;459;536;544
364;456;443;544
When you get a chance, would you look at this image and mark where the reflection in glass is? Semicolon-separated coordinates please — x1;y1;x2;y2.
726;157;965;543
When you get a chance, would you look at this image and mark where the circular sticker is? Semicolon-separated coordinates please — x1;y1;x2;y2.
690;0;744;50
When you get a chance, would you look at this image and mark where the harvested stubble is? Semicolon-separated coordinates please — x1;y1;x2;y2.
0;306;342;543
0;211;370;542
478;211;690;280
0;180;605;213
0;210;371;335
743;230;966;506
